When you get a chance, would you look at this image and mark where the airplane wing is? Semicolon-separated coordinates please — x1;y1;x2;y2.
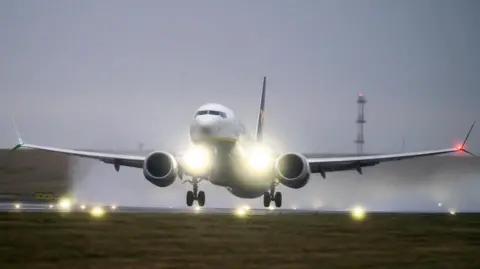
10;142;145;170
307;122;476;178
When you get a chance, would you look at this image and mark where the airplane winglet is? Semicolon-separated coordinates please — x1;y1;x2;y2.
459;121;476;156
462;121;475;148
9;116;24;152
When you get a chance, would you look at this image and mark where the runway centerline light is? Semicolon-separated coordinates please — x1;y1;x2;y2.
90;206;105;218
235;207;248;217
58;198;72;211
351;206;366;221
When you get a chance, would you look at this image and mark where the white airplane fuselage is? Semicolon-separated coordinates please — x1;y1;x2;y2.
187;103;273;198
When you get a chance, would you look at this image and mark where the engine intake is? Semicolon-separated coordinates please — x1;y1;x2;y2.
143;151;178;187
275;153;310;189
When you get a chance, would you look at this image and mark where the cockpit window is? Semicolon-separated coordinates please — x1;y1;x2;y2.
209;110;227;118
194;110;227;119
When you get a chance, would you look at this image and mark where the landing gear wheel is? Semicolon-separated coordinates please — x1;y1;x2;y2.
198;191;206;207
263;192;271;207
186;191;194;207
274;192;282;208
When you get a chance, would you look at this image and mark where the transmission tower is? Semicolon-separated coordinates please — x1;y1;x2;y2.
355;93;366;155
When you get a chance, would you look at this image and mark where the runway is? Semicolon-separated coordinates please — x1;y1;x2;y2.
0;201;325;215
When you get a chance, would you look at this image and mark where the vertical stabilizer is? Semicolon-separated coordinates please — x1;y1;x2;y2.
255;76;266;142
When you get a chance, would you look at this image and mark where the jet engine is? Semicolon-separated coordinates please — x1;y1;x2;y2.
275;153;311;189
143;151;178;187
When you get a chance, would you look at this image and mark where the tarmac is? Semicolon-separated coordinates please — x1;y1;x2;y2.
0;201;328;215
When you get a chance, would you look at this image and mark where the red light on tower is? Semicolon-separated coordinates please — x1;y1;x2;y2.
455;144;463;150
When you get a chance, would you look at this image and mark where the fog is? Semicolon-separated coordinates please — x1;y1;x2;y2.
1;1;479;211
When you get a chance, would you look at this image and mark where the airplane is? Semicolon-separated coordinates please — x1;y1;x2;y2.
9;77;476;208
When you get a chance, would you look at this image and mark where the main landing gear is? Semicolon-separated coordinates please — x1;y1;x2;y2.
263;181;282;208
183;177;205;207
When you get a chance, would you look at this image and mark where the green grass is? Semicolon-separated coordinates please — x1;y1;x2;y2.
1;212;480;268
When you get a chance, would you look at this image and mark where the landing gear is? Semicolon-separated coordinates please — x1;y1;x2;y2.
263;181;282;208
183;177;206;207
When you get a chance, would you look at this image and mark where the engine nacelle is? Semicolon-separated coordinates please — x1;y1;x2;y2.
275;153;311;189
143;151;178;187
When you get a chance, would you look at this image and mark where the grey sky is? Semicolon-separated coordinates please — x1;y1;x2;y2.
1;1;480;209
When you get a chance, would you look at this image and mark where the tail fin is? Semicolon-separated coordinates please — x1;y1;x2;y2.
255;76;266;142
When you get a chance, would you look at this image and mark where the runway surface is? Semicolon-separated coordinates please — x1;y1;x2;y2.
0;201;326;215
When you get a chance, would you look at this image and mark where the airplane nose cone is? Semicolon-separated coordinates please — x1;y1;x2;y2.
196;116;216;126
200;126;211;135
190;115;219;141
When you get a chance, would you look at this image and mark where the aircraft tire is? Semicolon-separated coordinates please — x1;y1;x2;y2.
198;191;205;207
186;191;194;207
263;192;271;207
274;192;282;208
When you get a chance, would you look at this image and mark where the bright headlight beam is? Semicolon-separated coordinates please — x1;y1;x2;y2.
248;146;273;171
184;146;211;172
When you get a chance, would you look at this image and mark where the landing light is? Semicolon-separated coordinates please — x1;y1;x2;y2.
449;209;456;215
111;205;117;210
14;203;21;209
184;145;212;173
248;146;273;171
193;205;201;213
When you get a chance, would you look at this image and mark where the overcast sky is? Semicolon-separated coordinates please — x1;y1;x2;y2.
1;0;479;153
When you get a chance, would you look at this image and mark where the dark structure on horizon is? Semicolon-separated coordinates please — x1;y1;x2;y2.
355;93;367;155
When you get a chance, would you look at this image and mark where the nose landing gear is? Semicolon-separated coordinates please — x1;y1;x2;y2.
263;180;282;208
183;177;205;207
